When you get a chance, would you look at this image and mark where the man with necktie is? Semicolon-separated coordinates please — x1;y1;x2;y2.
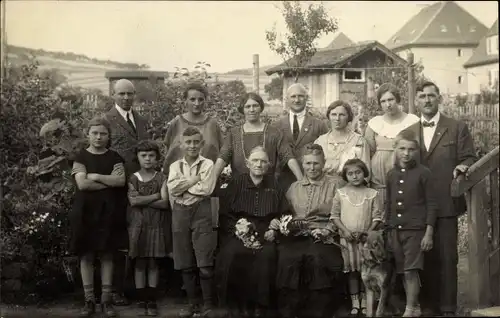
105;79;150;306
272;83;329;190
406;81;477;316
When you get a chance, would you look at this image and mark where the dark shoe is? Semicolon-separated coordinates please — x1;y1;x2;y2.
112;292;129;306
79;301;96;317
101;302;117;317
441;312;456;317
147;302;159;316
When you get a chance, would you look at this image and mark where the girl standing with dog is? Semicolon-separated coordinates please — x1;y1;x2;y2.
330;158;383;316
128;140;171;316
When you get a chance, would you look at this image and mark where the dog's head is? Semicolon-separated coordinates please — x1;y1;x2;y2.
359;230;387;265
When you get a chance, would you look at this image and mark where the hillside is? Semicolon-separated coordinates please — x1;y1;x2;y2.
6;44;278;100
223;64;276;76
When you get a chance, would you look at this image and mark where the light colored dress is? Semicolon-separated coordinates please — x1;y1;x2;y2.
314;130;371;188
364;114;419;209
330;187;382;272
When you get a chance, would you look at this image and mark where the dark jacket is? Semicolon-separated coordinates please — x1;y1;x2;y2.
406;114;477;217
385;162;438;230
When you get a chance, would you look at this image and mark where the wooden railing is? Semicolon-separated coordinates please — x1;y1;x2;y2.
451;146;500;310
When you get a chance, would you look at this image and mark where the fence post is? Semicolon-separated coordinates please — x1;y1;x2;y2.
253;54;259;94
407;52;415;114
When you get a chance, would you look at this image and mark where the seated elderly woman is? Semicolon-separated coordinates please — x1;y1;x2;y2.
215;146;289;318
273;144;345;318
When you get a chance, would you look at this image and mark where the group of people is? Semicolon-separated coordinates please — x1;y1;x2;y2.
69;77;477;318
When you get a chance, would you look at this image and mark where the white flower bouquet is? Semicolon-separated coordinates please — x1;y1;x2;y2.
234;218;262;250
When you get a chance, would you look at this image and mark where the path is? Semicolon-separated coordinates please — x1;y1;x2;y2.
1;255;471;317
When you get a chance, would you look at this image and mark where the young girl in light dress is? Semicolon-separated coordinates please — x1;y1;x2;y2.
330;158;383;316
128;140;170;317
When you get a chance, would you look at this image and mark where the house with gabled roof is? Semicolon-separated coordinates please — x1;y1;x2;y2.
386;1;488;94
325;32;355;50
265;41;407;109
464;19;499;94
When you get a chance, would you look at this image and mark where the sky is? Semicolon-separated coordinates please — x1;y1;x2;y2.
4;1;499;73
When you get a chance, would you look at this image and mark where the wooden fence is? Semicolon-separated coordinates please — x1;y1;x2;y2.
455;103;499;137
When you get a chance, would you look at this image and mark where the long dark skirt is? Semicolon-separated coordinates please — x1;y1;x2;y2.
276;237;344;318
215;236;277;308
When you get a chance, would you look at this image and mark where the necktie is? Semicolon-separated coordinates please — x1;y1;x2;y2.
126;113;136;133
422;121;435;128
293;114;300;141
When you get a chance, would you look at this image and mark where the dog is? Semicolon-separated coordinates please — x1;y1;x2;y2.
358;230;395;317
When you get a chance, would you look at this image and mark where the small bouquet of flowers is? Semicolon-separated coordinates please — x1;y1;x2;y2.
234;218;262;250
274;215;309;236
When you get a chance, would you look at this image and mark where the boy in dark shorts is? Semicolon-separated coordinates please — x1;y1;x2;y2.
167;127;217;318
385;129;438;317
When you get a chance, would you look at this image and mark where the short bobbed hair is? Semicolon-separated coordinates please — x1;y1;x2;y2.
238;92;265;114
135;140;161;159
183;82;209;100
86;116;112;148
376;83;401;105
341;158;370;183
325;100;354;123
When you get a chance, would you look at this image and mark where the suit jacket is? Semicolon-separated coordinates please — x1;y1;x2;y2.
406;114;477;217
105;107;150;175
271;113;329;189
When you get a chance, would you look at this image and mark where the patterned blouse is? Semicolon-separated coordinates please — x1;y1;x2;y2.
219;124;294;177
286;174;338;233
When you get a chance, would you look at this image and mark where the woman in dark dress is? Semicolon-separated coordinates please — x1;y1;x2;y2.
215;146;289;318
70;117;127;317
212;92;303;181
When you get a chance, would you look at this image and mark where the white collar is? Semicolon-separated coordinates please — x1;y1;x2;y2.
181;155;205;168
289;109;306;119
421;111;440;124
115;104;132;118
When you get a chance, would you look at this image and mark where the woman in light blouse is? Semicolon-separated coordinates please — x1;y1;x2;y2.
275;144;344;318
314;100;371;188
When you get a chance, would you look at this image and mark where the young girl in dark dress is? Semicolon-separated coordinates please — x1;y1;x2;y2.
70;117;127;317
128;140;170;317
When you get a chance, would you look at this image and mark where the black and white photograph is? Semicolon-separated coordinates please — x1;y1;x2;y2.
0;1;499;317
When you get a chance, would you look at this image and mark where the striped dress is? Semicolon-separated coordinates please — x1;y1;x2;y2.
128;172;172;258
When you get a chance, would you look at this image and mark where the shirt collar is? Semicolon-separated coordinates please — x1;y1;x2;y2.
290;109;306;120
244;173;273;189
181;155;204;168
115;104;132;118
301;174;326;186
420;111;440;124
394;160;417;170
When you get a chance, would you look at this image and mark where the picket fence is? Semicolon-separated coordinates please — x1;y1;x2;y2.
455;103;499;137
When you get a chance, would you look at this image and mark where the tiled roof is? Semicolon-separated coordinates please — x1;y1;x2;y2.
464;19;499;68
386;1;488;51
265;41;407;75
325;32;355;49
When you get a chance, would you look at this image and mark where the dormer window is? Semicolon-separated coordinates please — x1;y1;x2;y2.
470;26;476;32
440;25;447;32
486;35;499;55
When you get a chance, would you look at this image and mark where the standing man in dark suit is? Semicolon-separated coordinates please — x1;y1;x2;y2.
406;81;477;316
272;83;329;190
105;79;150;306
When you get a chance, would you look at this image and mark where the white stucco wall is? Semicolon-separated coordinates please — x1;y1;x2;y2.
466;63;500;94
396;47;474;94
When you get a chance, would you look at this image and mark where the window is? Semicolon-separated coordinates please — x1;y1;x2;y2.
470;26;476;32
487;35;499;55
488;69;499;88
440;25;447;32
342;69;365;82
457;49;462;57
458;76;463;84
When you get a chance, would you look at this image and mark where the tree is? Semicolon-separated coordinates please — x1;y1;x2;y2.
265;1;338;82
264;77;284;101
